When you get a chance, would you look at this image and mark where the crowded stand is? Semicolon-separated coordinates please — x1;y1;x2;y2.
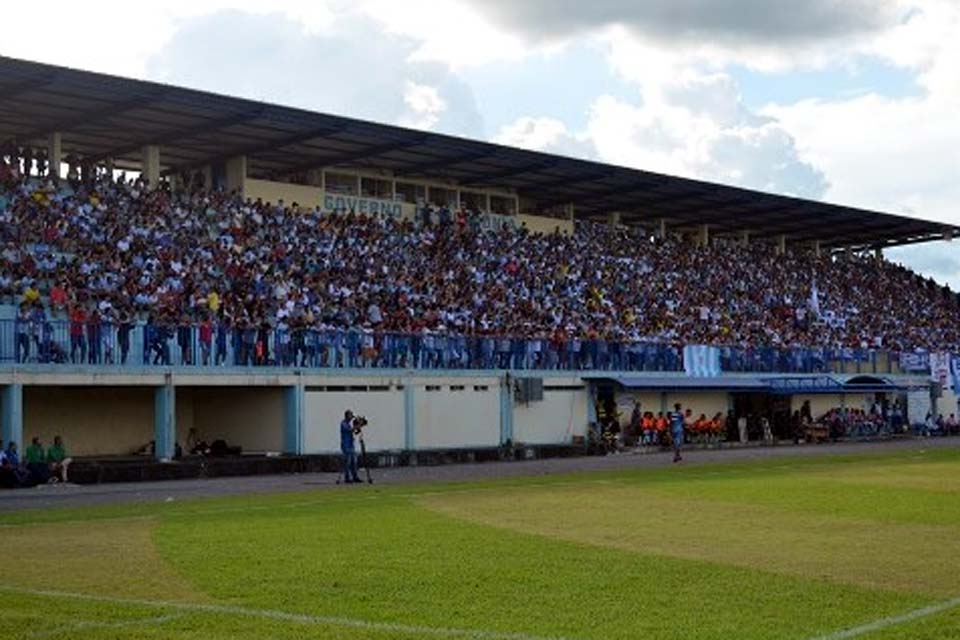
0;144;958;372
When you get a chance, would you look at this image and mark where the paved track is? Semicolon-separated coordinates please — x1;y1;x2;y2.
2;438;957;513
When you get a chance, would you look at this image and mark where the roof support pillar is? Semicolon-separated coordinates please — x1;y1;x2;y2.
141;144;160;190
607;211;621;228
874;247;883;263
740;230;750;247
697;224;709;248
153;378;176;462
566;203;575;221
812;240;821;258
485;193;492;213
2;384;23;454
945;228;954;242
775;234;787;256
225;155;247;196
658;218;667;239
46;132;61;179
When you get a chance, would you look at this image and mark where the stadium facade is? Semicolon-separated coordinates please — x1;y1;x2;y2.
1;56;958;470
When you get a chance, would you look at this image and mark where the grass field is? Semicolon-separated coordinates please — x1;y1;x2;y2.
2;447;960;639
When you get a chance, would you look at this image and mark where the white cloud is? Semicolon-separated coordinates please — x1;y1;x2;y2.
493;117;597;159
144;9;484;137
399;82;448;130
582;73;828;198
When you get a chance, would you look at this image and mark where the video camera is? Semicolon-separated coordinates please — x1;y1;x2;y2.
351;415;369;433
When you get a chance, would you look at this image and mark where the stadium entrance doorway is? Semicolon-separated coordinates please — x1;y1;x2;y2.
731;393;792;440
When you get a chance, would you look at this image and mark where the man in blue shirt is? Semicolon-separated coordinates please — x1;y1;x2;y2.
340;410;361;483
670;403;685;463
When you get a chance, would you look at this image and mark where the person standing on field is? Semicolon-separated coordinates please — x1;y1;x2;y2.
670;403;685;463
339;410;361;484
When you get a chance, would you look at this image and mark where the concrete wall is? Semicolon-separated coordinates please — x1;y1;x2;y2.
244;179;323;209
790;393;872;418
615;390;728;423
182;387;285;453
23;387;153;456
303;388;405;454
413;379;500;449
513;384;588;445
518;214;573;236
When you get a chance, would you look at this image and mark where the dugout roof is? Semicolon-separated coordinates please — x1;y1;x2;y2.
0;55;955;250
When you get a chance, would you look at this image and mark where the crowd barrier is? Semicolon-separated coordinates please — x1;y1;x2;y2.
0;319;927;376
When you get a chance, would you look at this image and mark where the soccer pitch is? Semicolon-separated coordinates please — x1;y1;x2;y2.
2;448;959;640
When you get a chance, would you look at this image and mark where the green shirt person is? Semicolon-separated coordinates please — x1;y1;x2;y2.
47;439;66;463
24;438;45;465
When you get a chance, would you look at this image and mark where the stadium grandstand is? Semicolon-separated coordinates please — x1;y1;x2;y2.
1;54;959;480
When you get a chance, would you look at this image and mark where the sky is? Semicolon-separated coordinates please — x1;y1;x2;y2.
2;0;958;287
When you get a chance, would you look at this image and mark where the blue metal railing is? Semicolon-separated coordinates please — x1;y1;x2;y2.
0;319;923;375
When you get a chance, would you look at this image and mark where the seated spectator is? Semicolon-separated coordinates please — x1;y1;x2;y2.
3;441;29;487
47;435;72;483
24;436;49;484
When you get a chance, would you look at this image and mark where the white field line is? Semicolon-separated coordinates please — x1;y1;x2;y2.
0;478;621;529
808;596;960;640
24;613;183;638
1;585;574;640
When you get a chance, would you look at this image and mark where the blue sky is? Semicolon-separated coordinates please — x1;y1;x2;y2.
2;0;958;286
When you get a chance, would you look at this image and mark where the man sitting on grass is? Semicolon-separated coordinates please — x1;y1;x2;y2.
47;435;71;483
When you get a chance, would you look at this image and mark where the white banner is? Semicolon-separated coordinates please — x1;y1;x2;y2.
322;193;407;219
930;352;951;391
683;344;721;377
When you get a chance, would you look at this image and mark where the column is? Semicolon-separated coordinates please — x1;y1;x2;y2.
283;383;304;455
874;247;883;263
1;384;23;450
740;229;750;247
946;228;954;242
153;379;176;461
658;218;667;239
566;203;575;221
225;155;247;195
607;211;622;228
141;144;160;190
697;224;709;247
403;382;415;450
47;132;62;179
202;166;213;191
776;234;787;255
812;240;821;258
485;193;492;213
499;375;514;445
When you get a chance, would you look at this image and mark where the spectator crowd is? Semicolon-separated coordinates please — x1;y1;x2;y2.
1;145;958;371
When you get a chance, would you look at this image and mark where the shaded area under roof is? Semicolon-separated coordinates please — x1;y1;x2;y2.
594;375;916;394
0;55;956;250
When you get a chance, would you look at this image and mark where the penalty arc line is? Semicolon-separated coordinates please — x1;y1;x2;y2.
24;613;185;638
0;585;575;640
808;596;960;640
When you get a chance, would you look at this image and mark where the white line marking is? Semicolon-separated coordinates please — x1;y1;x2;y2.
0;585;573;640
24;613;183;638
808;596;960;640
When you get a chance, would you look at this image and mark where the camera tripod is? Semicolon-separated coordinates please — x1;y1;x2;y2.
336;433;374;485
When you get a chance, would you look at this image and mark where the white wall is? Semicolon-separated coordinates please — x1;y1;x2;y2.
413;381;500;449
303;388;405;454
514;387;588;445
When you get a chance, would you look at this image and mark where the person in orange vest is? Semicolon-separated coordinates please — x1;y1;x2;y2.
641;412;655;445
655;412;668;445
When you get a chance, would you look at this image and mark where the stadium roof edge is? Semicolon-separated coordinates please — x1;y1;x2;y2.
0;54;956;249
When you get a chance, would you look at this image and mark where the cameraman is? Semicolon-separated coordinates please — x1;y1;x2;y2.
339;410;361;483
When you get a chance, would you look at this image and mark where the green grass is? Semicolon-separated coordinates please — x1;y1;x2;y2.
2;447;960;639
